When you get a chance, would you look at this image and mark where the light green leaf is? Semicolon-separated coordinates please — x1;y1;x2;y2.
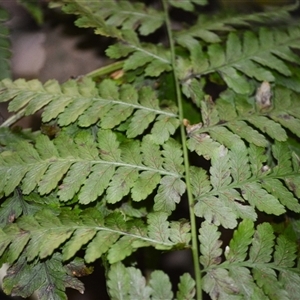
203;269;239;300
78;164;115;204
149;270;173;300
127;267;151;299
106;167;139;204
57;162;91;202
190;166;212;197
62;228;97;261
84;231;119;263
210;146;232;189
262;178;300;213
221;66;251;94
229;143;251;182
247;116;287;142
242;183;286;216
176;273;196;300
199;221;222;268
147;212;171;245
154;176;186;213
249;223;275;263
226;219;254;262
253;267;289;300
195;195;238;229
131;171;161;202
107;262;130;300
227;121;268;147
274;235;297;268
280;270;300;300
107;236;137;264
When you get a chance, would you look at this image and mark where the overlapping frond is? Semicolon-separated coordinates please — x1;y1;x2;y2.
0;129;185;212
187;88;300;228
2;253;85;300
0;77;180;138
52;0;164;37
0;208;190;265
175;3;298;44
179;25;300;94
49;0;172;77
187;85;300;153
189;122;300;228
199;220;300;299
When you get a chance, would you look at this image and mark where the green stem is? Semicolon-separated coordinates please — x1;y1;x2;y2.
161;1;202;299
86;60;124;79
0;108;26;127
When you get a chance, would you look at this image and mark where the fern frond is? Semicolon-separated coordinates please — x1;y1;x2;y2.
52;0;164;37
0;130;184;212
179;25;300;94
0;6;11;80
49;0;172;77
0;209;189;265
187;86;300;155
200;219;300;299
0;77;180;138
175;3;298;44
190;138;300;228
2;253;84;300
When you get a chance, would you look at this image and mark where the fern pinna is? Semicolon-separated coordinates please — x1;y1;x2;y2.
0;0;300;299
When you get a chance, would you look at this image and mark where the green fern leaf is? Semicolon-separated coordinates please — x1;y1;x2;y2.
127;267;152;299
228;266;267;300
180;26;300;94
62;228;97;261
175;4;297;44
20;211;73;261
225;219;255;263
249;223;275;263
280;269;300;300
85;231;119;263
253;267;289;300
168;0;207;11
176;273;196;300
209;221;300;299
202;268;239;300
0;128;184;207
149;270;173;300
107;262;131;300
274;235;297;268
3;253;83;300
242;182;286;216
0;208;187;265
56;0;164;36
147;212;171;246
262;178;300;212
0;192;23;226
154;176;186;213
189;133;300;226
199;221;222;268
0;78;179;139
